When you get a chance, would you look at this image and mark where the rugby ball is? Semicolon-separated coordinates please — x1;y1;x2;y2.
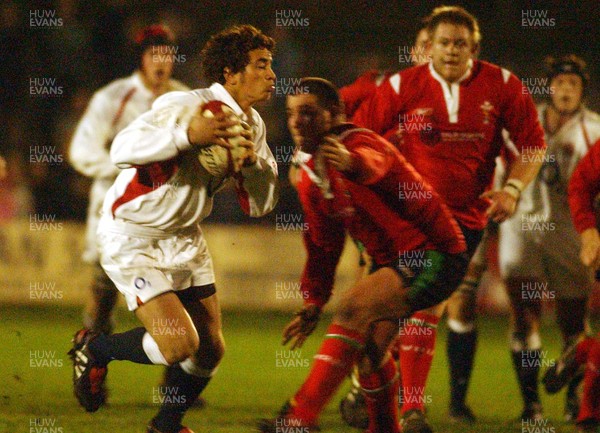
197;101;248;177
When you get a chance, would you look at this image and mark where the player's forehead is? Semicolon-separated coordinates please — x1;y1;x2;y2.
286;93;320;110
248;48;273;65
552;73;583;84
432;22;472;41
142;44;170;55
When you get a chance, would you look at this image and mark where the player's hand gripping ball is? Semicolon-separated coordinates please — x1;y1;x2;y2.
197;101;250;177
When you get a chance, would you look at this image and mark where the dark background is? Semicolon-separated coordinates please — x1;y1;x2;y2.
2;0;598;222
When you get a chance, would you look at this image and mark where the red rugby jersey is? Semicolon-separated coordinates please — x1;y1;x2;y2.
353;60;546;230
339;70;390;119
297;124;466;307
569;138;600;233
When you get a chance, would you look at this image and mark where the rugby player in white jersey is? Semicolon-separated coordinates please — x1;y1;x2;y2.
499;55;600;422
68;24;278;433
69;24;188;335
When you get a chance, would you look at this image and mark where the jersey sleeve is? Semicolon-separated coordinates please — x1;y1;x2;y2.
110;91;196;168
346;131;395;184
298;184;346;307
340;70;382;118
352;72;402;136
499;72;546;154
69;92;120;179
234;117;279;217
569;138;600;233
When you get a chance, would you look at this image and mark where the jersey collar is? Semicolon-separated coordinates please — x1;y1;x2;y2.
132;71;158;98
208;82;253;124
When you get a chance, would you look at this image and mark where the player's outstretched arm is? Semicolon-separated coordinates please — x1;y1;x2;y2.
281;201;345;348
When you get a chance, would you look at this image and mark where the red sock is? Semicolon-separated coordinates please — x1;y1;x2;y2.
360;355;400;433
289;323;364;425
578;340;600;424
398;311;439;414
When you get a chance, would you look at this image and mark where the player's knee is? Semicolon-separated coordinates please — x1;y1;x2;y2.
335;298;371;330
160;333;200;365
447;289;477;323
203;332;226;368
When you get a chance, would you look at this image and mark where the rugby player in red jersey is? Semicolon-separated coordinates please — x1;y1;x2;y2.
258;77;468;433
353;6;546;430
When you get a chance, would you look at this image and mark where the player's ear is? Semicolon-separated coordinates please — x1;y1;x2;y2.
223;67;238;85
471;42;480;59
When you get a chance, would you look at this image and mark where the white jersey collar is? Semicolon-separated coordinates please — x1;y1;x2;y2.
539;102;586;136
208;82;251;123
132;71;156;98
428;59;473;123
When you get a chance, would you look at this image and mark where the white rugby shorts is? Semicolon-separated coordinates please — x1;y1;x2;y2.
97;217;215;310
499;215;593;299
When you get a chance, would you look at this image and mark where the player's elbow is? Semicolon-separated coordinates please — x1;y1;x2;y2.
109;137;134;169
248;185;280;217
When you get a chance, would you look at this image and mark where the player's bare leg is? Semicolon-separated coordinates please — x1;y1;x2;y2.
83;263;119;335
506;277;544;421
260;268;409;433
148;287;224;433
70;291;198;415
556;297;589;422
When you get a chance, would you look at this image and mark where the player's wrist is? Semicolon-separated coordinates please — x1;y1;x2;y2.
502;178;524;201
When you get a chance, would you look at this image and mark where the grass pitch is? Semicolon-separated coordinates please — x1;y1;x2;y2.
0;303;586;432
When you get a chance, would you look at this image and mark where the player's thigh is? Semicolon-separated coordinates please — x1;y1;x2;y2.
135;291;200;359
177;285;225;363
498;217;543;278
417;302;446;318
544;238;594;300
336;267;407;328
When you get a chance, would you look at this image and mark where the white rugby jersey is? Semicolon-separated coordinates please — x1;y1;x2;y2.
69;72;188;261
100;82;279;235
515;104;600;227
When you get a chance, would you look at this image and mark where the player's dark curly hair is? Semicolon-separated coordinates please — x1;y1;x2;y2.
426;5;481;44
201;25;275;84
